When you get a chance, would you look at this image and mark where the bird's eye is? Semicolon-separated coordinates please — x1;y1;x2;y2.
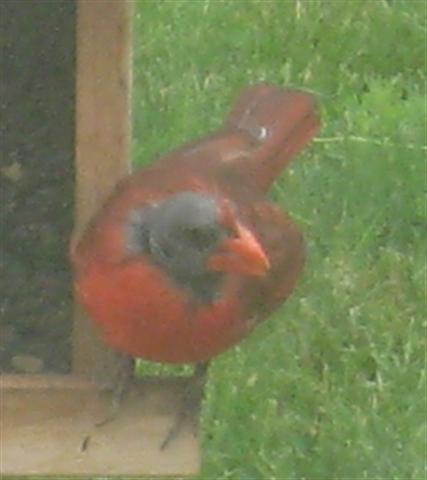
182;226;217;249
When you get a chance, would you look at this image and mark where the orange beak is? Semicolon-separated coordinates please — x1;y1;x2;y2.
207;222;270;277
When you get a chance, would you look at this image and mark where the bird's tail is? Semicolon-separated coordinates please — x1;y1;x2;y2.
224;84;320;191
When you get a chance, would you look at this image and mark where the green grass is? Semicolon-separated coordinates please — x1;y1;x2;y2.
132;1;425;478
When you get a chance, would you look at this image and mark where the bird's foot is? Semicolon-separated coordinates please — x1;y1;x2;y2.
160;362;209;450
96;353;135;427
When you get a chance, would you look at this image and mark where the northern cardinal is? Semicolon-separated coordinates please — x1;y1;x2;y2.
71;84;319;446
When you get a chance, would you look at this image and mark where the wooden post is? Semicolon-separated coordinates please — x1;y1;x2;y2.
72;0;132;381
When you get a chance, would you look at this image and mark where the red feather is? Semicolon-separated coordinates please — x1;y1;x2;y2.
71;84;320;364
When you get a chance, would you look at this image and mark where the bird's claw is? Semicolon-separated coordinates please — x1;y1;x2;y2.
160;362;209;450
96;354;135;427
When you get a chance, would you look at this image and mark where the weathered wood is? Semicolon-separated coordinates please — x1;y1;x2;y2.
72;0;132;379
1;374;200;476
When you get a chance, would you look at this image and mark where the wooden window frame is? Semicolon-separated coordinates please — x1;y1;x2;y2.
1;1;200;475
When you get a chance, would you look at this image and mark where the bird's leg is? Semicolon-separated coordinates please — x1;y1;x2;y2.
96;353;135;427
160;361;209;450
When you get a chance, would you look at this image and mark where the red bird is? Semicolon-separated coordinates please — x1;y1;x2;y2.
71;84;319;445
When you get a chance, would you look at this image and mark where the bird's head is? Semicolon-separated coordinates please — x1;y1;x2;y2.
127;191;269;288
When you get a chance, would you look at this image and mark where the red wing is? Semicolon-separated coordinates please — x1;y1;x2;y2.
243;201;305;317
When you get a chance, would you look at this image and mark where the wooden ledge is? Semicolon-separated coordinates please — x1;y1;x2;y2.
1;374;200;476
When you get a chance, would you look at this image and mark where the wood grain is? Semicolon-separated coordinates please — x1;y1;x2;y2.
73;0;132;379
